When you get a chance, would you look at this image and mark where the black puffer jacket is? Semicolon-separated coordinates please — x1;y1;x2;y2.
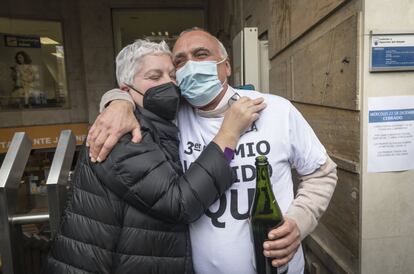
44;107;234;274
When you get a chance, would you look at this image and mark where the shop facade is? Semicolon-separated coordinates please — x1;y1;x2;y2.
0;0;207;250
1;0;414;273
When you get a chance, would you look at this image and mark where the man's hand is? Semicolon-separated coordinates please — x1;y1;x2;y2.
263;217;301;268
214;97;266;151
87;100;141;162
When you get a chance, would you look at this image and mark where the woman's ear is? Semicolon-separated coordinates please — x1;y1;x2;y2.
119;84;130;92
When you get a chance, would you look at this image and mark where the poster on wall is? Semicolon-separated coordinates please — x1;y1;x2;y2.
0;33;46;108
368;96;414;172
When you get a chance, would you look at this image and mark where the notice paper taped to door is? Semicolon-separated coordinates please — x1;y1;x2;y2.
368;96;414;172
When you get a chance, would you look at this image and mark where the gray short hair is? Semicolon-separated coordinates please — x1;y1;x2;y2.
179;27;228;58
116;39;171;86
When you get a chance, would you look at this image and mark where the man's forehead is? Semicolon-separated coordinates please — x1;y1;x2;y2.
173;31;219;55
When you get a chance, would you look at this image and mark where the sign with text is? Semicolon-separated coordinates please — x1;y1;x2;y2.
4;35;41;48
370;34;414;72
0;123;89;153
368;96;414;172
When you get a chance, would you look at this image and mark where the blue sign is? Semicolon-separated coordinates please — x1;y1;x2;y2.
369;108;414;123
4;35;41;48
370;34;414;72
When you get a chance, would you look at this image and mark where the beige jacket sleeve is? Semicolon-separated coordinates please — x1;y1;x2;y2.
99;88;135;113
285;156;338;240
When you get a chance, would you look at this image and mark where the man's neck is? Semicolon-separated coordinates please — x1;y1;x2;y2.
198;83;229;111
196;85;236;118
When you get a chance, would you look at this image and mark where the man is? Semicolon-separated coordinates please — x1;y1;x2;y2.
87;28;338;274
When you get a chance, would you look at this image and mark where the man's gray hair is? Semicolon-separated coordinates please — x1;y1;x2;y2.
179;27;228;58
116;39;171;86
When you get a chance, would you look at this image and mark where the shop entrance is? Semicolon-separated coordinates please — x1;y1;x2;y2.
112;9;205;55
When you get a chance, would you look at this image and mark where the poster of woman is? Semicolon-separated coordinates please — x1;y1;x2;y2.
10;50;45;106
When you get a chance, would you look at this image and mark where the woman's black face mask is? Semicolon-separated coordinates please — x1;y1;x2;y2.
126;82;181;121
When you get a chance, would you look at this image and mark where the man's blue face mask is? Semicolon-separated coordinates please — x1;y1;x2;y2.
176;57;227;107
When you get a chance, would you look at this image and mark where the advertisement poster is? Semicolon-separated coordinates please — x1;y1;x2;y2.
0;32;67;109
368;96;414;172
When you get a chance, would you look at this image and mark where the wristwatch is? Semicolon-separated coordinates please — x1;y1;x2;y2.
224;147;235;163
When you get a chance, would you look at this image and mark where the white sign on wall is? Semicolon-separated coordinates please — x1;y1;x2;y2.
368;96;414;172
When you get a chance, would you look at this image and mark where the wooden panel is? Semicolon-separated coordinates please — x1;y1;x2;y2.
269;3;361;110
291;15;358;110
269;0;290;58
322;169;359;256
243;0;270;35
269;0;348;57
269;58;290;98
290;0;347;41
304;223;358;273
329;154;359;174
293;103;360;165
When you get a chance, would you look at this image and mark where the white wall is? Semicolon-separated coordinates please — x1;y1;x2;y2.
361;0;414;273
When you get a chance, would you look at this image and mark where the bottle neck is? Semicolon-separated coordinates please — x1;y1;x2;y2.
256;164;272;189
253;163;277;216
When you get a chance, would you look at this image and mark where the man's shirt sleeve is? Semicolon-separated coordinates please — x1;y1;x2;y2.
286;103;338;238
99;88;135;113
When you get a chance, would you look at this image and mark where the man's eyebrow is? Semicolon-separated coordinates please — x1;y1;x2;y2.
192;47;211;54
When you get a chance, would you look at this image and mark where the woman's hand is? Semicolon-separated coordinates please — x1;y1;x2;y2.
213;97;266;151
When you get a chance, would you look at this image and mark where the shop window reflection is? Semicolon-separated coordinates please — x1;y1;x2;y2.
0;17;68;110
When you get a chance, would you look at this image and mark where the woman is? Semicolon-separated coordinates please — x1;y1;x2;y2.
44;40;265;274
10;51;41;106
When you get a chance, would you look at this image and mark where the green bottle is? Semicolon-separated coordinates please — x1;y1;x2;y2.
250;156;288;274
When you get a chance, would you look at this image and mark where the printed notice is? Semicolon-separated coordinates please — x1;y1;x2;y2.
368;96;414;172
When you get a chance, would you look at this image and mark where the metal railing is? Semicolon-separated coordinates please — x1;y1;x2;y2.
0;130;76;274
0;132;32;274
46;130;76;238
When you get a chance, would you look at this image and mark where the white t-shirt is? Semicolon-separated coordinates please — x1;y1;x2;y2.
177;87;327;274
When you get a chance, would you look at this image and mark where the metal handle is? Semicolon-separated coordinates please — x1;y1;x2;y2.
47;130;76;237
0;132;32;274
10;213;50;225
0;132;32;189
46;130;76;187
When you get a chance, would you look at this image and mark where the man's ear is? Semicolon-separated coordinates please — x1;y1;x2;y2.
225;58;232;77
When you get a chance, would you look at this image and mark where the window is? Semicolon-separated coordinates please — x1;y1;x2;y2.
0;17;68;110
